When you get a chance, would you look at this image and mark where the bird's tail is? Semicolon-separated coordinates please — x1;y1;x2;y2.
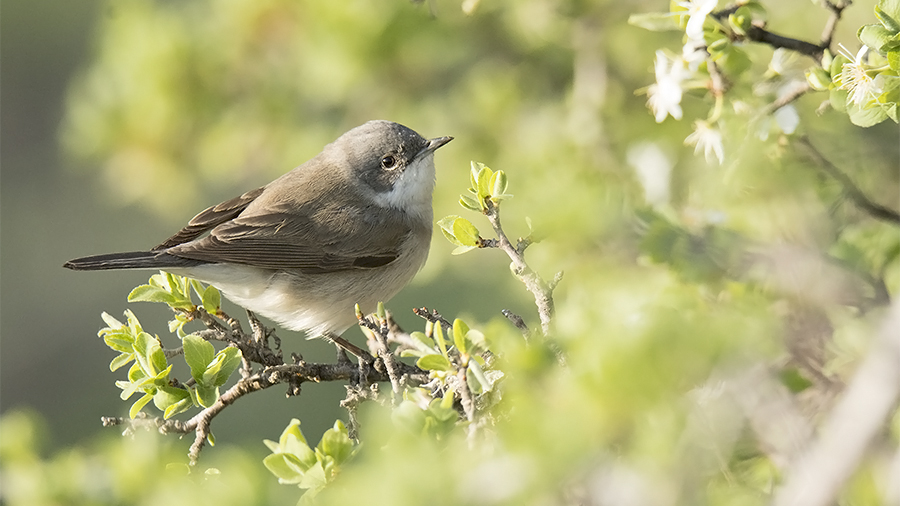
63;251;203;271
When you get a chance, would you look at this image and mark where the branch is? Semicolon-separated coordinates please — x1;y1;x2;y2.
797;136;900;226
714;1;852;62
104;304;428;464
820;0;851;49
482;199;560;337
744;23;824;61
103;359;429;464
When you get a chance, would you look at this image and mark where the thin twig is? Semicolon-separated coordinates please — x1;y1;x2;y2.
501;309;530;341
413;307;454;332
820;0;851;49
762;82;811;116
797;136;900;225
358;315;403;398
482;199;556;336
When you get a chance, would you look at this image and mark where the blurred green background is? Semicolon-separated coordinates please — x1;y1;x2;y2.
1;0;898;504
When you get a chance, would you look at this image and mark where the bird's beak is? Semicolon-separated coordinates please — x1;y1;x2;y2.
417;136;453;159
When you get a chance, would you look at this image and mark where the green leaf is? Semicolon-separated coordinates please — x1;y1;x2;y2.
847;99;890;127
859;24;894;52
318;420;352;466
129;392;154;419
476;165;492;201
134;332;166;376
109;352;134;372
154;385;191;413
433;320;448;357
452;319;469;355
298;461;328;491
125;309;144;335
103;333;134;353
467;359;492;393
209;347;242;386
101;311;124;329
889;49;900;71
263;453;306;485
452;245;477;255
201;285;221;313
128;285;177;305
183;334;215;382
452;218;480;247
194;384;219;408
163;398;193;419
489;170;509;203
273;419;318;471
437;215;465;246
876;1;900;33
627;11;680;31
409;331;439;355
469;161;485;189
116;377;148;401
416;354;453;371
780;367;814;393
459;195;481;211
806;67;832;91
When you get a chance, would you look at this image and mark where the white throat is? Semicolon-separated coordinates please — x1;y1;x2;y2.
373;154;436;223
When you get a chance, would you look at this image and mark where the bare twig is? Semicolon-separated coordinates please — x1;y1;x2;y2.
797;136;900;225
820;0;851;49
358;315;403;398
482;199;557;337
501;309;530;340
762;82;811;116
413;307;454;332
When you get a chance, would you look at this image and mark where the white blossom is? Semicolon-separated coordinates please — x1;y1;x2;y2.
685;120;724;164
838;45;882;106
682;38;708;71
679;0;718;42
647;51;691;123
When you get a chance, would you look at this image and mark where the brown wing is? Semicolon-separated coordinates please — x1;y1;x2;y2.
165;200;413;273
153;188;265;250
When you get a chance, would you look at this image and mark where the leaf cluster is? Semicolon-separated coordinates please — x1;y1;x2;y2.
438;162;511;255
99;273;241;420
263;419;355;503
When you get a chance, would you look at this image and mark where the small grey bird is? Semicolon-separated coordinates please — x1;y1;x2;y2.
65;120;452;349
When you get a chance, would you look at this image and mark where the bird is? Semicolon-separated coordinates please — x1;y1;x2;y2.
65;120;453;356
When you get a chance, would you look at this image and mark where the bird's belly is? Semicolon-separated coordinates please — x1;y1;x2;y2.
173;244;428;338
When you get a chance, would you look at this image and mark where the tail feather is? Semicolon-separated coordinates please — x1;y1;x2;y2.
63;250;204;271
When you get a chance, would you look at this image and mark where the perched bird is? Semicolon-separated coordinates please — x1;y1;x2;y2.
65;120;452;354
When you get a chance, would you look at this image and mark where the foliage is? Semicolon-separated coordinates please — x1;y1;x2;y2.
262;419;354;503
99;273;241;420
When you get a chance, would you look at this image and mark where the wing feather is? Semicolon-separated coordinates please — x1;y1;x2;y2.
153;188;265;250
166;201;413;273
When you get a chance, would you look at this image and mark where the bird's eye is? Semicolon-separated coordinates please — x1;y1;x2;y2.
381;155;397;170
